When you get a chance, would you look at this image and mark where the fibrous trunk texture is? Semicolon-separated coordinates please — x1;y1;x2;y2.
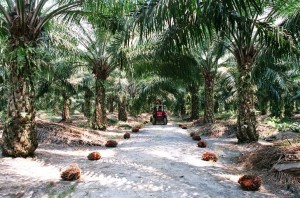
1;3;45;157
190;86;199;120
108;95;115;113
61;97;71;122
118;95;127;121
93;78;107;130
235;47;258;143
203;70;215;124
83;91;92;118
1;64;38;157
54;101;60;115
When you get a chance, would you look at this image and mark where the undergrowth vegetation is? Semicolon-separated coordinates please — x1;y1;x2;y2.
266;117;300;133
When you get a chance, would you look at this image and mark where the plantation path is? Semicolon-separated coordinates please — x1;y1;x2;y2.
0;123;291;197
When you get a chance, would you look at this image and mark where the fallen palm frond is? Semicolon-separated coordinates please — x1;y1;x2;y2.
241;145;300;186
242;146;284;170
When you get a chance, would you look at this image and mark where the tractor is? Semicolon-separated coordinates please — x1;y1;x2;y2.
151;105;168;125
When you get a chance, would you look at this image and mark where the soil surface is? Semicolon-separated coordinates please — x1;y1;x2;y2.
0;120;297;198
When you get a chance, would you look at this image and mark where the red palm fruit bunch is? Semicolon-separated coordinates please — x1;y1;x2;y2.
202;152;218;162
238;175;262;191
190;132;196;137
132;127;139;132
87;151;101;160
124;132;130;139
197;140;207;148
192;134;201;141
61;163;81;181
105;140;118;147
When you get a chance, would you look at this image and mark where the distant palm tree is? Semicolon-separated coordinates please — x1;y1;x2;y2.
190;34;227;123
38;63;78;122
112;71;129;121
130;50;199;118
78;76;94;120
72;20;127;130
214;65;238;113
254;47;300;118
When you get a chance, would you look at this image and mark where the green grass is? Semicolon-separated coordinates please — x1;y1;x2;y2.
266;117;300;133
116;121;132;129
105;134;123;139
108;117;118;125
0;111;5;122
170;116;183;122
47;183;77;198
215;111;237;120
37;110;61;122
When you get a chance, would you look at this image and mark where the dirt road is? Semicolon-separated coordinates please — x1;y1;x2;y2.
0;123;290;197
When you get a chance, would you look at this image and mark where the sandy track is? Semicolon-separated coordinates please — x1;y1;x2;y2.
0;123;289;197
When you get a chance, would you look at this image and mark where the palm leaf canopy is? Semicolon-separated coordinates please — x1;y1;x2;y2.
132;0;263;42
0;0;83;42
71;20;126;76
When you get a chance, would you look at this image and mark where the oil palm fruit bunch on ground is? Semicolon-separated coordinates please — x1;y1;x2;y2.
181;124;187;129
132;127;139;132
132;124;141;132
202;152;218;162
87;151;101;160
124;132;130;139
61;163;81;181
238;175;262;191
192;134;201;141
197;140;207;148
105;140;118;147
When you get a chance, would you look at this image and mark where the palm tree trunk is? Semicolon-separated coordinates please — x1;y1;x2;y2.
190;85;200;120
292;101;297;113
61;97;71;122
180;100;186;117
214;100;219;113
203;70;215;124
284;96;292;117
93;78;107;130
83;92;92;118
257;93;269;115
236;59;258;143
270;99;281;117
1;65;38;157
108;95;114;113
54;101;60;115
118;95;128;121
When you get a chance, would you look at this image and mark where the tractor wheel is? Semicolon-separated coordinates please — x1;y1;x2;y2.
163;118;167;125
152;118;156;125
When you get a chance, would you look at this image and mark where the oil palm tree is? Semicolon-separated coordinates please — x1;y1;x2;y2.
112;71;129;121
203;1;297;142
254;42;300;118
72;20;127;130
133;0;298;143
129;36;200;118
189;35;227;123
36;60;80;122
78;76;94;120
0;0;82;157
